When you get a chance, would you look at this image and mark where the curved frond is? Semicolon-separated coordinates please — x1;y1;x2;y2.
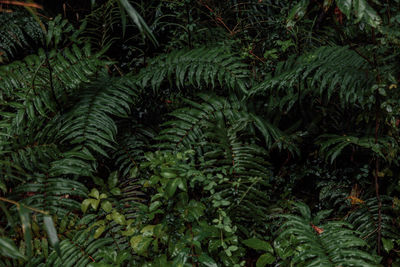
253;46;374;110
0;10;43;62
277;202;381;266
136;47;251;94
51;75;137;177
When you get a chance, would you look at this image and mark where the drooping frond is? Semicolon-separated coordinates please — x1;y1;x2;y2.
43;220;114;267
346;196;399;249
113;121;156;177
317;134;395;163
157;93;272;175
276;202;381;266
0;43;106;135
12;177;88;217
135;47;251;94
253;46;374;110
50;74;137;177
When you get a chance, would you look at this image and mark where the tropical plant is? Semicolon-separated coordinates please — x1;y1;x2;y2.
2;0;400;266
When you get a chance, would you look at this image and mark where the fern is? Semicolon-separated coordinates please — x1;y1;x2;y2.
113;121;155;177
11;177;88;217
0;10;43;62
317;134;394;163
50;74;137;177
0;43;106;134
136;47;251;94
276;202;381;266
157;93;276;236
346;196;399;249
81;0;125;50
253;46;374;110
42;219;115;267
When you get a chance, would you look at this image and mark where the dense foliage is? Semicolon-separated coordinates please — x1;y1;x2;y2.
1;0;400;266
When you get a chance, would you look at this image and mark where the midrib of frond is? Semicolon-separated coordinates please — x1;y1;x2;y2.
80;88;103;153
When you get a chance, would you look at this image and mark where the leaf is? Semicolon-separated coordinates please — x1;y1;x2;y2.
101;201;113;213
347;196;365;205
130;235;152;256
165;178;180;198
111;211;126;225
256;253;275;267
352;0;381;27
382;237;394;253
242;238;274;253
160;171;177;179
336;0;352;18
108;171;118;189
43;215;61;257
198;253;218;267
0;237;26;260
110;187;121;196
94;225;106;239
89;188;100;199
82;199;92;213
82;198;100;212
310;223;324;234
187;200;205;221
362;1;381;27
287;0;309;27
353;0;366;21
18;205;32;259
117;0;158;45
140;225;156;237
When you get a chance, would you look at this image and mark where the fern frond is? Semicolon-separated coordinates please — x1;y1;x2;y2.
50;74;137;177
81;0;123;49
12;177;88;217
136;47;251;94
44;229;114;267
277;202;381;266
113;121;155;177
346;196;399;248
0;10;43;62
253;46;374;110
158;93;275;237
0;43;106;136
317;134;393;163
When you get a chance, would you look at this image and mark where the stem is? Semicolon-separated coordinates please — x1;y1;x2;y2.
374;108;382;255
0;196;48;215
44;50;62;111
372;28;382;255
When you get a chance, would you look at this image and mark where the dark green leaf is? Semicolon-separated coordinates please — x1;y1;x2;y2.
336;0;352;18
256;253;275;267
43;215;61;257
243;238;273;253
0;237;26;260
18;205;32;259
198;253;218;267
